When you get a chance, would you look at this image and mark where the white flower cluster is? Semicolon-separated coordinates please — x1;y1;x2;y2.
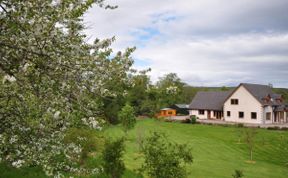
2;74;16;83
166;86;179;94
81;117;103;130
12;160;25;168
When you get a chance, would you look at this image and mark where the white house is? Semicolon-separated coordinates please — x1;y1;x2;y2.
189;83;288;124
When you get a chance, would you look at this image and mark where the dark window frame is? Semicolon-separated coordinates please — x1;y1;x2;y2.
227;111;231;117
239;111;244;118
251;112;257;119
198;110;205;115
231;99;239;105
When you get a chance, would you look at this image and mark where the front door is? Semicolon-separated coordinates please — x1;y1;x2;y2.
208;110;211;119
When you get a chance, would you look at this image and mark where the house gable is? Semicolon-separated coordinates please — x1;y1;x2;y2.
224;85;263;123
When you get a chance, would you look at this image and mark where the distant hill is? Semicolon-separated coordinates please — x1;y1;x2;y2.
182;86;288;104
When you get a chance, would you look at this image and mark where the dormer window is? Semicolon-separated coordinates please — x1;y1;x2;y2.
231;99;239;105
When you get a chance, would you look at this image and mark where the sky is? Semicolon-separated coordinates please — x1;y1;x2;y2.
83;0;288;88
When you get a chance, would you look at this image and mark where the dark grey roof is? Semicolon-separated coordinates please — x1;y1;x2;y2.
189;91;232;110
274;104;288;111
174;104;189;109
240;83;282;105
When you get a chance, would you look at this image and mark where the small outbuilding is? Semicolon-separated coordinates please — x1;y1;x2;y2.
170;104;190;115
158;108;176;117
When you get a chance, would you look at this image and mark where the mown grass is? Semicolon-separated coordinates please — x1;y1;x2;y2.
1;119;288;178
105;119;288;178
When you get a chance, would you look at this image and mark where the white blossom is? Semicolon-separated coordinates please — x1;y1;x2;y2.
12;160;25;168
2;75;16;83
166;86;179;94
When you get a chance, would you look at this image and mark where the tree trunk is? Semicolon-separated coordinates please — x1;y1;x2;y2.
250;149;253;161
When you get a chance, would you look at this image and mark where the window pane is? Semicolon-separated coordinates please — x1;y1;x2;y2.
239;112;244;118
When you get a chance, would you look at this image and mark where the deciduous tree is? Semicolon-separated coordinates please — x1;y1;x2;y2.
139;132;193;178
0;0;134;176
118;103;136;133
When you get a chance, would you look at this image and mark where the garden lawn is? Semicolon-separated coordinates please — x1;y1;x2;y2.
105;119;288;178
1;119;287;178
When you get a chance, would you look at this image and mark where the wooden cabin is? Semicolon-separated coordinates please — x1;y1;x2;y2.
158;108;176;117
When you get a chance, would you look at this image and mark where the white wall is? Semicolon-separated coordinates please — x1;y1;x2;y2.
224;85;263;124
189;110;208;119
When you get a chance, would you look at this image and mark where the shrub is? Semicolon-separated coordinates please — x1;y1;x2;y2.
232;170;244;178
236;123;244;128
190;115;197;124
102;138;125;178
139;132;193;178
118;103;136;133
181;118;191;123
267;126;281;130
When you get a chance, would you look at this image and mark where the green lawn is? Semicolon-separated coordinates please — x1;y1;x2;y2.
105;119;288;178
1;119;288;178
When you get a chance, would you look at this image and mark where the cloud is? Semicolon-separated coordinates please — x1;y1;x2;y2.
83;0;288;87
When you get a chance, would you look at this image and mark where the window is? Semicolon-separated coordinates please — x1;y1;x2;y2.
199;110;205;115
231;99;239;105
168;111;173;115
227;111;231;117
251;112;257;119
239;112;244;118
266;112;271;120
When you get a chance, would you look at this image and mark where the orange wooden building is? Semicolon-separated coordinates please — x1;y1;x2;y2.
157;108;176;117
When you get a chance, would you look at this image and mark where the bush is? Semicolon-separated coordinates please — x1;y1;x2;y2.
118;103;136;133
190;115;197;124
267;126;281;130
181;118;191;123
139;132;193;178
236;123;244;128
102;138;126;178
156;116;166;122
281;127;288;131
232;170;244;178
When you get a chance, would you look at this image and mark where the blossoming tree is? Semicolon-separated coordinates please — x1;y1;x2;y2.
0;0;134;176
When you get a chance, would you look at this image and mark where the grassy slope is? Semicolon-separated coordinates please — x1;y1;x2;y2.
105;119;288;178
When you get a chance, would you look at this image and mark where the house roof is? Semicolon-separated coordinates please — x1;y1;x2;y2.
189;91;232;110
241;83;273;104
173;104;189;109
226;83;283;105
160;108;175;111
274;104;288;111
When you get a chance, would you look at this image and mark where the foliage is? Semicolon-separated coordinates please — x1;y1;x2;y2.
139;132;193;178
190;115;197;124
64;128;105;165
232;170;244;178
0;0;134;176
156;73;185;107
127;72;150;115
118;103;136;133
102;138;126;178
126;70;160;117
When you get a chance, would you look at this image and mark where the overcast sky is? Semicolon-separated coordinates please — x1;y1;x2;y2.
83;0;288;88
